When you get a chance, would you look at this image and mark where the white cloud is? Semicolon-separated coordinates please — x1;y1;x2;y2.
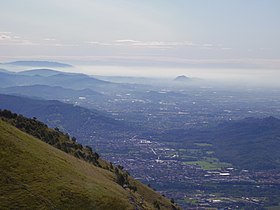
202;44;214;47
115;40;140;43
221;47;232;50
1;32;79;47
0;32;39;46
53;43;79;47
0;34;12;40
43;38;56;41
16;40;40;46
87;41;113;46
88;40;199;49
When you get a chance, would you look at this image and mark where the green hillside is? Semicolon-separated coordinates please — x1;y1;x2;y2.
0;116;179;209
156;117;280;171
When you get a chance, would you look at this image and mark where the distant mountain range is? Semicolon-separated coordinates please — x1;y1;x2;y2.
0;94;131;141
0;84;105;101
18;68;66;76
5;60;73;67
0;68;10;73
0;69;110;90
212;117;280;170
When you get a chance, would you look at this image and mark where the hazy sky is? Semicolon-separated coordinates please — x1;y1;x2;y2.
1;0;280;73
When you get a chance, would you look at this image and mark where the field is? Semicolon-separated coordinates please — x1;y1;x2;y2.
184;158;232;170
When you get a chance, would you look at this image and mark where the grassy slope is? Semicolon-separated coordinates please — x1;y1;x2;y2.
0;120;177;210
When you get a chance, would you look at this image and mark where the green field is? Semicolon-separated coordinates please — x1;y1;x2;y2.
184;157;232;170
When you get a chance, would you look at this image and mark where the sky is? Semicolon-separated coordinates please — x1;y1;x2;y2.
0;0;280;77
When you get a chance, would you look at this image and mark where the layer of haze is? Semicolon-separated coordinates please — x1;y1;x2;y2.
0;0;279;83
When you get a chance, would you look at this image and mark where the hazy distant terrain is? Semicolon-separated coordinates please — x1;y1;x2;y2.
4;60;73;67
1;66;280;209
0;94;132;142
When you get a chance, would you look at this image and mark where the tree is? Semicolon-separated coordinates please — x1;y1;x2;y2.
116;173;126;186
130;185;137;192
85;145;93;152
0;109;14;118
153;201;160;210
110;162;114;170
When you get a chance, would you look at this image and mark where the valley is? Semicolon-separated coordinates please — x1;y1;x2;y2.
2;1;279;209
1;68;280;209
